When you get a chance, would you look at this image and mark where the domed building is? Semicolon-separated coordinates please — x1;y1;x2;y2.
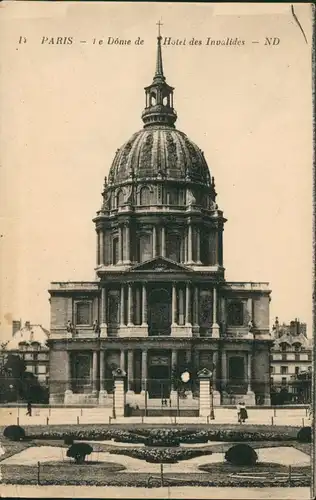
48;33;272;407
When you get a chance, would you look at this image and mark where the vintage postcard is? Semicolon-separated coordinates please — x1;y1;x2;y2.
0;2;314;499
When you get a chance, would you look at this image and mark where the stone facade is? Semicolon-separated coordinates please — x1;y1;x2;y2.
48;33;272;406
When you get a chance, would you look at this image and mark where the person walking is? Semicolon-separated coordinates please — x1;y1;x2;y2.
236;401;242;423
239;401;248;424
26;400;32;416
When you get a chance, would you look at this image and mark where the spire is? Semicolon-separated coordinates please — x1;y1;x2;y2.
154;21;165;82
141;22;177;128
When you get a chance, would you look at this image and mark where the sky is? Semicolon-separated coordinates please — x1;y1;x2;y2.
0;2;313;341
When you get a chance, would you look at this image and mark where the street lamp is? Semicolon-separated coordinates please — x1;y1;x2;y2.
209;371;215;420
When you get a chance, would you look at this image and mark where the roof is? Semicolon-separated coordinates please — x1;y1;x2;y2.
4;324;49;351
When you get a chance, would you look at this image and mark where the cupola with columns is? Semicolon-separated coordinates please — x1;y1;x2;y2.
93;28;226;273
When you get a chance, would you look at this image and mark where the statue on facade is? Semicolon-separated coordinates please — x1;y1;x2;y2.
93;320;101;334
186;189;196;205
66;320;76;334
248;320;254;332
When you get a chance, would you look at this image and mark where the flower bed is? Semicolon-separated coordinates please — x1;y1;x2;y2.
15;424;299;443
109;446;212;463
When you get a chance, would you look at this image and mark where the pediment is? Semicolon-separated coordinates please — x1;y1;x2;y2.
130;257;192;272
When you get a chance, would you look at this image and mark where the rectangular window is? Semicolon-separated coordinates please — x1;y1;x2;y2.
270;365;275;374
281;377;287;385
280;366;288;375
295;366;300;375
75;302;91;325
112;237;119;264
282;353;287;361
228;301;244;326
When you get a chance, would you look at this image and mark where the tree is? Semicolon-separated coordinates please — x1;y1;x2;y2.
66;443;93;464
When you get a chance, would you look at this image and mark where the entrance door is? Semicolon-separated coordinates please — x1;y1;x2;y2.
228;356;246;391
147;352;171;398
148;288;171;336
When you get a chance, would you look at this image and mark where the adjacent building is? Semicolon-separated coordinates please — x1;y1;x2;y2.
48;33;272;406
270;317;312;400
2;320;50;385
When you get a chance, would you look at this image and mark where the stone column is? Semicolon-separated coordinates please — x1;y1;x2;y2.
96;231;100;266
178;287;184;325
171;282;177;326
99;351;107;403
152;226;157;258
120;285;125;326
187;223;193;263
135;286;141;325
142;283;147;326
120;350;125;371
118;225;123;264
161;226;166;257
141;349;147;392
212;351;221;405
185;282;191;326
101;287;107;326
215;230;219;265
127;282;133;327
247;352;252;392
99;230;104;265
92;351;98;396
196;227;201;263
127;350;134;392
125;224;131;264
99;351;105;391
194;286;199;326
212;286;220;338
65;351;72;392
171;349;178;395
221;350;227;392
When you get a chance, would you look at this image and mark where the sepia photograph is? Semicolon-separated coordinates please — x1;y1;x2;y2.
0;2;314;498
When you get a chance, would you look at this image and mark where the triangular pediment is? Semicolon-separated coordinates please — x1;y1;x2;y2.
130;257;193;272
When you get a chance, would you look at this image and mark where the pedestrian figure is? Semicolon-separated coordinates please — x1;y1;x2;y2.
26;401;32;416
238;401;248;424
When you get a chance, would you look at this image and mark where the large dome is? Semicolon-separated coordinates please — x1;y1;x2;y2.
108;125;212;186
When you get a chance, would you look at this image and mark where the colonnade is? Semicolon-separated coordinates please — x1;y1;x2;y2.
96;221;219;266
100;282;219;329
65;347;253;395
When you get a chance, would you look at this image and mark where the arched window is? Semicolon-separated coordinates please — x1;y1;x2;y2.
163;96;169;106
166;233;181;262
150;92;156;106
76;302;91;326
116;189;124;207
228;301;244;326
138;233;152;263
280;343;287;352
139;186;150;205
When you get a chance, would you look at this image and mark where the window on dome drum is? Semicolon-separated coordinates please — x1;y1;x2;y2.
227;301;244;326
75;302;91;326
166;188;179;206
139;186;150;205
163;96;168;106
112;237;119;264
138;233;152;263
166;233;181;262
116;189;125;207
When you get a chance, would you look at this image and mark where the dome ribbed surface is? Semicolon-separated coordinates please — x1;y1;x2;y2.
108;126;212;186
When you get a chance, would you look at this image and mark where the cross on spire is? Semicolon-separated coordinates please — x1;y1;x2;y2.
156;20;163;38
